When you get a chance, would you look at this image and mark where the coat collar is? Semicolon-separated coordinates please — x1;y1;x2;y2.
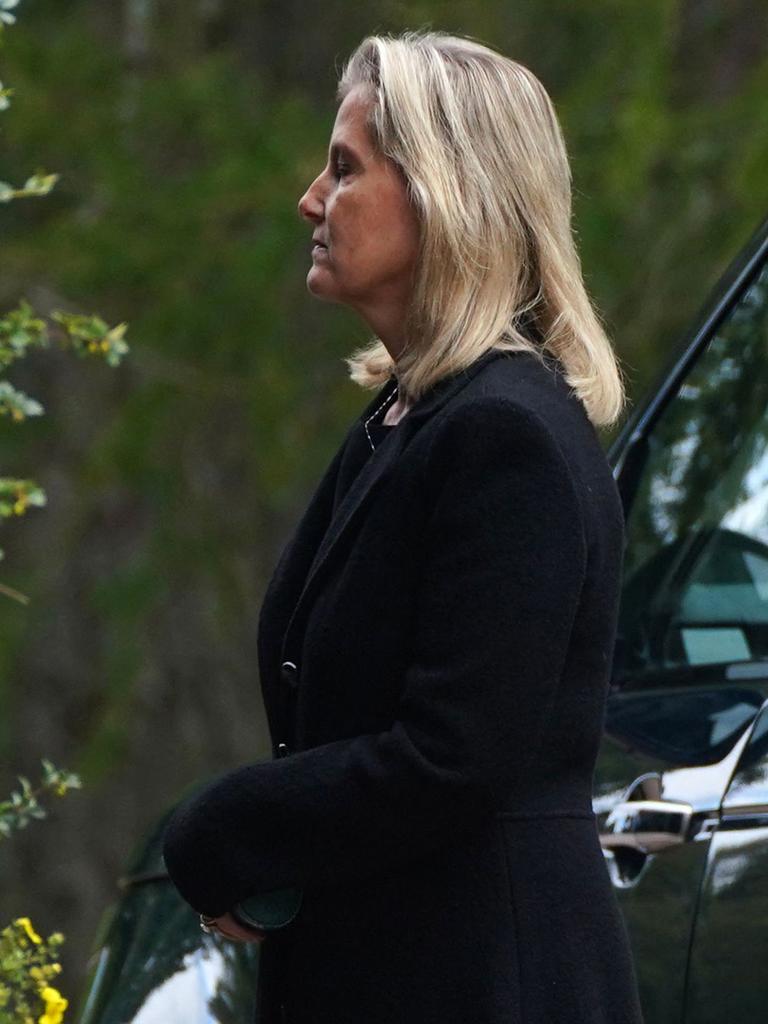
280;347;508;663
357;346;506;431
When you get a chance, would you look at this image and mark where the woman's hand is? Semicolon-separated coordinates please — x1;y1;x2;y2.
202;911;267;943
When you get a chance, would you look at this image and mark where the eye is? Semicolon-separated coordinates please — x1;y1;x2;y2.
333;160;352;180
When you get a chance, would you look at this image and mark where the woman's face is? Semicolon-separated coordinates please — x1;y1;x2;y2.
297;86;420;325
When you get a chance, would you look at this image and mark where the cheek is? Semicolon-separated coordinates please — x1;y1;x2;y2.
376;181;420;269
390;204;420;258
372;209;419;280
328;193;367;248
325;181;420;289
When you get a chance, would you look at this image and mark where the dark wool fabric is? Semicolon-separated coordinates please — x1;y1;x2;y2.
162;348;645;1024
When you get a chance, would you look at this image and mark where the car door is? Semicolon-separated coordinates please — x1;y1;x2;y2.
596;215;768;1024
76;807;261;1024
683;698;768;1023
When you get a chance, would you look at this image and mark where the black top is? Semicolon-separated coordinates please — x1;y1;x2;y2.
367;421;395;447
332;417;396;515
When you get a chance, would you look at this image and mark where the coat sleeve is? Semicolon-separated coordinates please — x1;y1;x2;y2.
161;400;588;917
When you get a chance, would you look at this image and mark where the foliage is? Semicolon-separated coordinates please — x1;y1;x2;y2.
0;918;67;1024
0;1;19;30
0;0;129;582
0;297;129;581
0;764;79;1024
0;170;57;203
0;760;81;840
0;3;103;1020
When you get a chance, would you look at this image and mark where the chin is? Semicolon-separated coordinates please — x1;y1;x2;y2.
306;269;343;304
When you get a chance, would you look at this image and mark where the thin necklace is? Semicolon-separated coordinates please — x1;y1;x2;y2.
363;379;399;451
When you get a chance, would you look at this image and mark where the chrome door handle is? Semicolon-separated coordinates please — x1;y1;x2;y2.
600;798;694;854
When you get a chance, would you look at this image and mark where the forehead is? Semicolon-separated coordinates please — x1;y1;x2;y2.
331;86;376;152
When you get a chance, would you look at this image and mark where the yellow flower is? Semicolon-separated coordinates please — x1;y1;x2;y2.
15;917;42;944
38;985;68;1024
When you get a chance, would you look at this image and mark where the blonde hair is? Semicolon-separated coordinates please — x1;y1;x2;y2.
336;30;627;428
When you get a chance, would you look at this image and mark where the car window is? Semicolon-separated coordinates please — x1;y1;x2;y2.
604;687;764;765
616;258;768;688
722;703;768;805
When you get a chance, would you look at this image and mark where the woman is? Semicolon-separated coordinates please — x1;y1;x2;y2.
162;29;645;1024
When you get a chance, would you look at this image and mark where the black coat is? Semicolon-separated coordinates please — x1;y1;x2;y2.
162;347;645;1024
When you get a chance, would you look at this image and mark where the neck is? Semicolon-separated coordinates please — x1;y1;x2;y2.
354;294;410;362
382;386;411;426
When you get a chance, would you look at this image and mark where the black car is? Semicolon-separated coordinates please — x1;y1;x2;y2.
76;213;768;1024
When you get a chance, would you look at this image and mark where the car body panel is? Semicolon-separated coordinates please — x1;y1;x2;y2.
683;701;768;1023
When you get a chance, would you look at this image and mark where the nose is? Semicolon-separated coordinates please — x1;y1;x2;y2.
298;172;325;224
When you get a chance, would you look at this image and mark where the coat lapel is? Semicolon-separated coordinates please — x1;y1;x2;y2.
278;347;507;663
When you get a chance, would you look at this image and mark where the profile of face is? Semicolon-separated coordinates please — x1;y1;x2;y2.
297;86;421;336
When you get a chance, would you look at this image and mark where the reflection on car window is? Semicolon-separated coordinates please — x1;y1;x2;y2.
724;706;768;801
617;259;768;687
605;687;763;766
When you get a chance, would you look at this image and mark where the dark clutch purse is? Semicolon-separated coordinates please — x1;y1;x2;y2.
231;887;304;932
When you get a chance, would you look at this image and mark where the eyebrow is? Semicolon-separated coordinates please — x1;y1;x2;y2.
329;141;362;164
